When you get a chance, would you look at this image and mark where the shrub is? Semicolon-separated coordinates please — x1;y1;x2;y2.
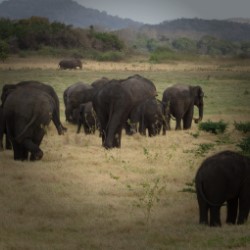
234;121;250;133
237;136;250;156
198;120;228;134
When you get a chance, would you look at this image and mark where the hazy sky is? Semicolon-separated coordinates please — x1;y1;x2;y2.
75;0;250;24
0;0;250;24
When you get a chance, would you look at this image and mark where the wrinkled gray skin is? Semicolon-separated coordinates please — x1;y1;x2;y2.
162;84;204;130
1;81;66;135
63;82;92;123
59;59;82;70
3;87;58;161
77;75;157;149
77;102;98;134
195;150;250;227
129;97;169;136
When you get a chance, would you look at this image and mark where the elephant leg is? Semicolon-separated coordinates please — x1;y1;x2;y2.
197;195;209;225
183;108;194;130
237;193;250;224
175;117;182;130
139;122;146;136
12;141;25;160
210;206;221;227
22;139;43;161
226;198;238;224
113;130;122;148
5;135;12;150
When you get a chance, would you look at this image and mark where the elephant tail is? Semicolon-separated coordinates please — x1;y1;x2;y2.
15;114;38;144
196;180;225;207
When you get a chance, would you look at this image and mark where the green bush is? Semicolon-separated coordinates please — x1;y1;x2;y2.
234;121;250;133
198;120;228;134
94;51;124;62
237;136;250;156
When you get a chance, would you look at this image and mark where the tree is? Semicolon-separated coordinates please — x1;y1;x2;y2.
0;40;9;62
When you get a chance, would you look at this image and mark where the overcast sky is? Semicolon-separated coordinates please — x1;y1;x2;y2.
74;0;250;24
0;0;250;24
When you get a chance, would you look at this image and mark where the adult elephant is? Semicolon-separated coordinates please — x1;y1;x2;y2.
76;102;98;134
77;74;157;149
129;97;169;136
59;59;82;70
195;150;250;227
162;84;204;130
3;87;60;161
63;82;92;123
1;81;66;135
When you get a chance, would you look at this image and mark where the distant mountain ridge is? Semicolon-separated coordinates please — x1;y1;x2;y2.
0;0;143;29
1;0;250;42
139;18;250;41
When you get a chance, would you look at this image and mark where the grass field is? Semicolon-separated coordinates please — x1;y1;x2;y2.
0;56;250;250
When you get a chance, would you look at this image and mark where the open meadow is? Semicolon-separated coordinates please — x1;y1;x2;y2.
0;56;250;250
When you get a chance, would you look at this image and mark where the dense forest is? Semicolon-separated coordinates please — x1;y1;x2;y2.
1;16;250;62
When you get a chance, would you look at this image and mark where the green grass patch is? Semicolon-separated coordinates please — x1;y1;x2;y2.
198;120;228;134
234;121;250;133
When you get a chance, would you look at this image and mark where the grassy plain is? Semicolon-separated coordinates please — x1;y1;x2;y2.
0;56;250;250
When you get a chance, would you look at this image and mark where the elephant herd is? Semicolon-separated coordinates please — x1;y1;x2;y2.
0;75;249;227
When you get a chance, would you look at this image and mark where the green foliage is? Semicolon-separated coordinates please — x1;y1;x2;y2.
0;39;9;61
0;17;124;54
149;46;178;62
94;51;125;62
172;37;197;52
237;136;250;155
234;121;250;133
198;120;228;134
184;143;215;157
181;180;196;193
127;178;165;225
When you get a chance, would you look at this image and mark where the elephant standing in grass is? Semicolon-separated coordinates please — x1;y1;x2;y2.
195;150;250;227
129;97;169;136
76;74;157;148
3;87;60;161
162;84;204;130
77;102;98;134
59;59;82;70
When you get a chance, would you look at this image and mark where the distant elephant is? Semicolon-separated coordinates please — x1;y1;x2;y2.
162;84;204;130
129;97;169;136
3;87;60;161
1;81;66;135
77;74;157;149
195;150;250;227
59;59;82;70
63;82;92;123
77;102;98;134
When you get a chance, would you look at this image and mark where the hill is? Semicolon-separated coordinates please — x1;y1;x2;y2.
0;0;142;30
139;18;250;41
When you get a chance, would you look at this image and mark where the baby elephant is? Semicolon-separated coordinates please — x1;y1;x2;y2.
195;150;250;227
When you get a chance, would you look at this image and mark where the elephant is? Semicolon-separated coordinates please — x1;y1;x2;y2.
76;74;157;149
162;84;204;130
63;82;92;123
195;150;250;227
1;81;66;135
3;87;60;161
76;102;98;134
59;59;82;70
128;97;169;136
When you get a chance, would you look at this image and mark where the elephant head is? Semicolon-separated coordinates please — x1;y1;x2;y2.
191;86;204;123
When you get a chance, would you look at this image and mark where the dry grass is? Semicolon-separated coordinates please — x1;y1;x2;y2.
0;57;250;250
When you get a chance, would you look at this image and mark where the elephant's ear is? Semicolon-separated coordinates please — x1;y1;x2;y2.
196;86;204;97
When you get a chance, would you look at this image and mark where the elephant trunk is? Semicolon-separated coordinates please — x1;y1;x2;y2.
194;104;203;124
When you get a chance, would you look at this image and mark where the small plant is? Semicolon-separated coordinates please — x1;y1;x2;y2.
184;143;215;157
142;147;159;162
199;120;228;134
181;180;196;193
127;178;165;225
237;136;250;156
234;121;250;133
